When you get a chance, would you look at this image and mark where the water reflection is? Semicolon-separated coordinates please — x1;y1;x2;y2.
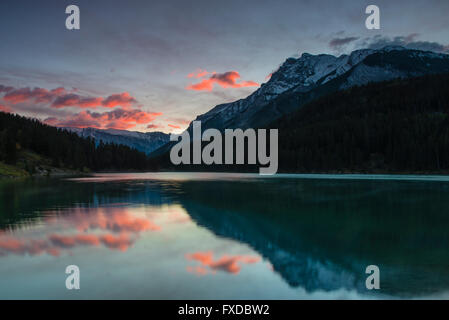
186;251;260;275
0;206;161;256
179;178;449;297
1;173;449;299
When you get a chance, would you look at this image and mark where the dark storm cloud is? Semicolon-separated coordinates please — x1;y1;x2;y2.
359;34;449;53
329;37;359;49
0;85;13;93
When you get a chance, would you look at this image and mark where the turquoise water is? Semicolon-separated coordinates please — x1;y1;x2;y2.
1;173;449;299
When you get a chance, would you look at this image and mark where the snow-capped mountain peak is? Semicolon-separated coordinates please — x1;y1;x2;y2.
65;127;170;155
191;46;449;131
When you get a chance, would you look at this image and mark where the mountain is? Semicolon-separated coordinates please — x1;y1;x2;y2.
190;46;449;132
65;127;170;155
150;73;449;173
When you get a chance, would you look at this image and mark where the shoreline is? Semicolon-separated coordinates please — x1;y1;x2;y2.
5;168;449;180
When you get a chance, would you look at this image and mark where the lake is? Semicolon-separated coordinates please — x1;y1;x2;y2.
1;172;449;299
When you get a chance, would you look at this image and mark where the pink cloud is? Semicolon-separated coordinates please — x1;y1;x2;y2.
46;207;161;233
0;84;139;110
52;92;138;109
0;207;161;257
0;237;57;256
44;108;163;130
51;94;103;109
0;104;11;113
187;69;209;78
101;92;137;108
186;71;259;91
186;266;210;276
100;233;133;251
3;87;66;104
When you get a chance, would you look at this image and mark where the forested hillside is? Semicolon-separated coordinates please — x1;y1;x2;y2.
0;112;155;175
270;73;449;173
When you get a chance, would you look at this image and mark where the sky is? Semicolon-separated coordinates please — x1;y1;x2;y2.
0;0;448;133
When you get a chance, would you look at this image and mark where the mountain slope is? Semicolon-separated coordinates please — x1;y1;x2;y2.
269;72;449;172
191;46;449;132
151;72;449;173
65;127;170;155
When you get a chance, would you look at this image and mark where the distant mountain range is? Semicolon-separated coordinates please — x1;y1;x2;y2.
65;127;170;155
189;46;449;132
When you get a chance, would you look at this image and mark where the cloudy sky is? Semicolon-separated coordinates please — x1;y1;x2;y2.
0;0;448;132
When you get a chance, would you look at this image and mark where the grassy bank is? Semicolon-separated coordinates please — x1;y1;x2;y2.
0;161;30;178
0;150;87;179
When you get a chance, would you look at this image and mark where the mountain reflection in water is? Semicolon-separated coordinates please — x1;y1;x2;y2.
1;173;449;299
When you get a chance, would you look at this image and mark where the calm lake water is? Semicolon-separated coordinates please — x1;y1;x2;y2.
1;172;449;299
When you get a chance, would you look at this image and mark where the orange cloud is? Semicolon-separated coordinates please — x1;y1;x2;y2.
0;236;57;256
44;108;163;130
2;232;134;253
186;71;259;91
168;124;181;129
49;233;101;248
0;237;27;252
3;87;66;104
74;234;101;245
52;92;137;109
101;92;137;108
100;233;133;251
187;69;209;78
104;212;161;232
186;266;210;276
0;85;160;130
186;251;260;275
0;104;11;113
0;84;139;110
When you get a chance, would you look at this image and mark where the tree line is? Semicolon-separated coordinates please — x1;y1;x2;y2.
0;112;157;171
269;72;449;172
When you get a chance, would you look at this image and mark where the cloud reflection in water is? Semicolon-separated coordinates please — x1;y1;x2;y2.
0;206;161;256
186;251;260;275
